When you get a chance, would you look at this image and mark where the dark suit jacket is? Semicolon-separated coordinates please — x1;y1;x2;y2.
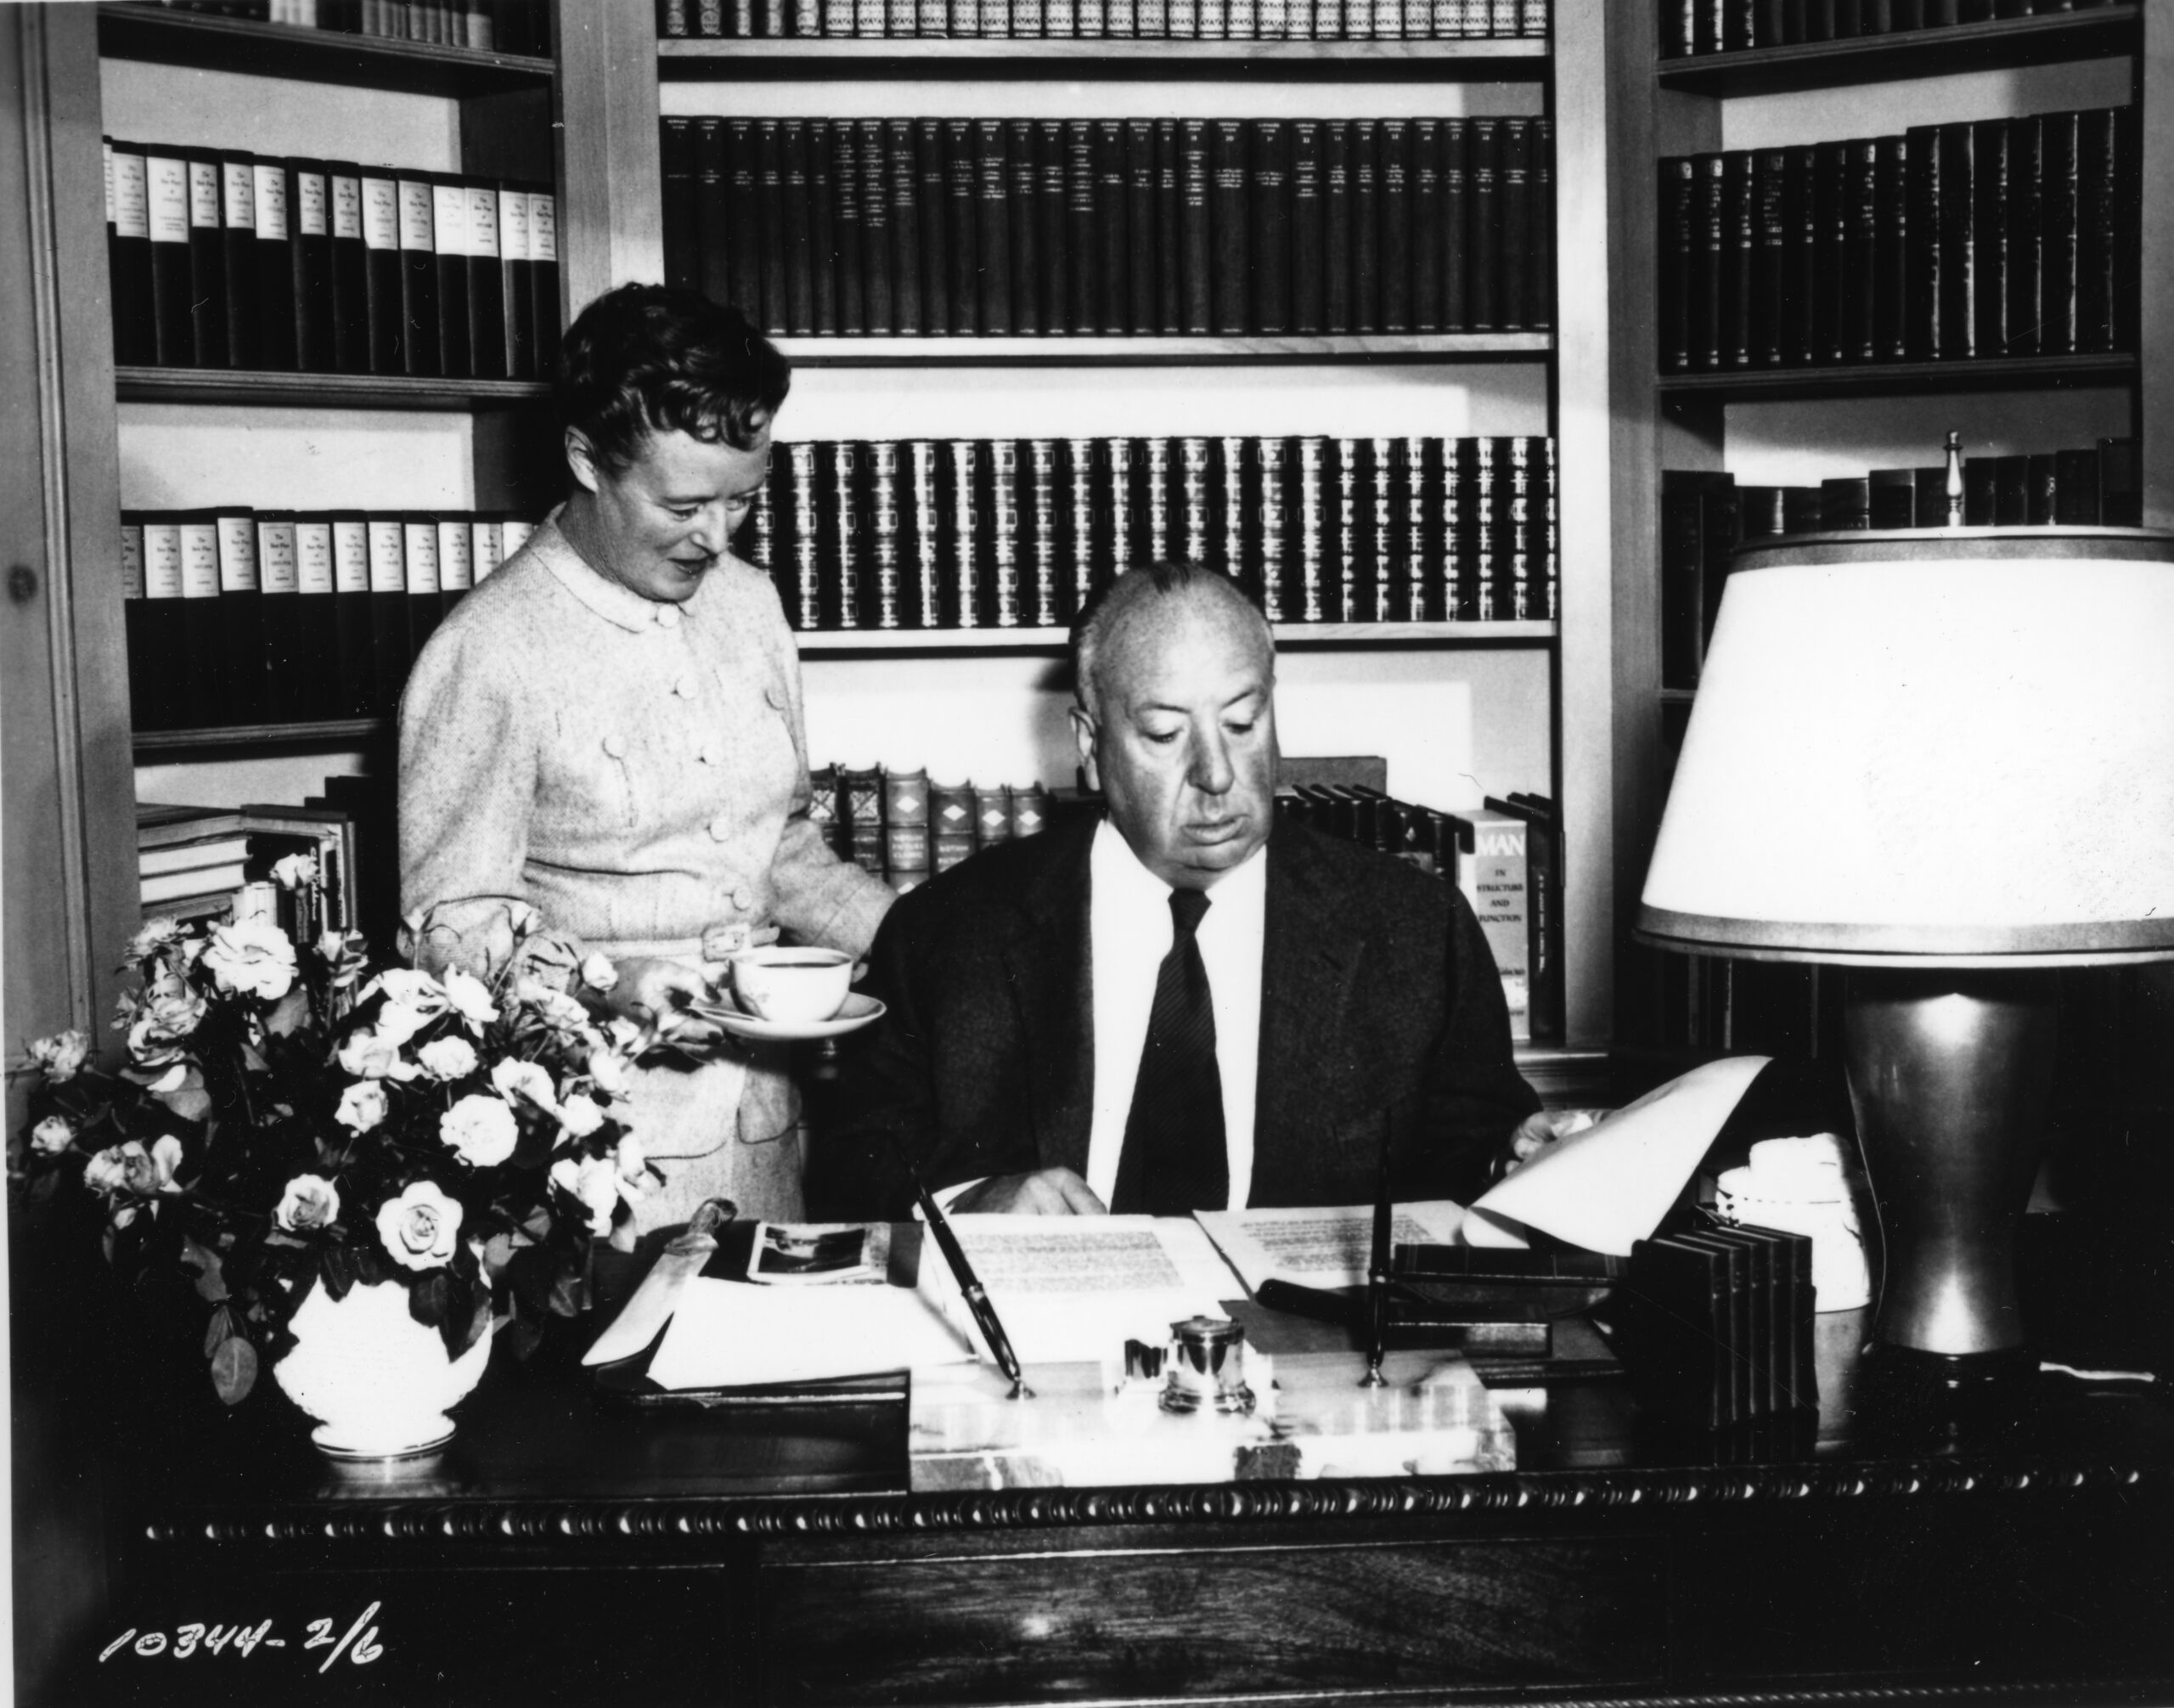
806;814;1542;1220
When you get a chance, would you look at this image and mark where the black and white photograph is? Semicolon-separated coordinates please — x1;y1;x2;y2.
4;0;2171;1701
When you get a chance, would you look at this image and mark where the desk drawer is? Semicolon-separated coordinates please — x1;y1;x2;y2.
762;1536;1664;1704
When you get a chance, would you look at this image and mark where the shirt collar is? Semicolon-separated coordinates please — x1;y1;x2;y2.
1090;815;1269;923
530;505;700;635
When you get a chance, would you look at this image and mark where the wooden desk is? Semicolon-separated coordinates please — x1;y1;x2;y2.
64;1215;2174;1707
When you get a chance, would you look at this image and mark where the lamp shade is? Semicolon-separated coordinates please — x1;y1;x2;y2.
1636;528;2174;967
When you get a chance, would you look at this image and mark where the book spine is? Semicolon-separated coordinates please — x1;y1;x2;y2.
858;120;893;335
395;171;441;377
256;512;304;721
1871;134;1909;363
885;769;932;888
1840;138;1878;364
177;513;226;726
866;441;903;628
1530;116;1554;330
1033;120;1067;335
1250;120;1292;336
823;441;863;628
1141;435;1172;567
1376;117;1411;333
988;439;1022;626
1466;118;1498;332
251;156;297;369
217;151;260;368
144;149;194;368
1349;119;1380;333
977;119;1013;335
1124;119;1157;335
1007;119;1039;335
1179;118;1212;335
108;140;154;368
2003;114;2042;360
1253;437;1288;621
1408;119;1442;333
186;152;229;367
464;181;507;380
913;119;949;337
328;516;372;716
527;185;559;377
1438;119;1467;333
692;117;730;308
1688;151;1726;369
903;440;942;627
1496;117;1529;334
436;513;474;617
948;118;983;334
364;515;409;716
1066;119;1101;335
1025;438;1061;625
1094;119;1129;334
357;169;403;375
1216;433;1250;589
130;514;180;730
945;439;983;627
750;121;786;335
724;120;763;329
1178;437;1213;571
1935;122;1975;359
494;176;533;380
1294;436;1326;622
1062;438;1097;617
1152;118;1182;335
781;121;816;335
931;781;977;872
662;117;698;291
841;767;886;877
1970;117;2010;359
1208;119;1250;335
781;443;821;629
2075;105;2121;355
215;508;268;722
431;174;471;378
402;511;443;662
2038;109;2079;357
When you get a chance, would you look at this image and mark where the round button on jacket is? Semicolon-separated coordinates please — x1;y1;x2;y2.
708;816;732;842
674;674;699;699
602;734;628;759
655;605;682;629
731;885;754;910
699;743;724;766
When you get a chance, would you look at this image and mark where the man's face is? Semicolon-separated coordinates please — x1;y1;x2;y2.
567;423;771;605
1073;589;1279;890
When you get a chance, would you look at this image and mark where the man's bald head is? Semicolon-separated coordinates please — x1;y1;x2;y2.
1072;562;1275;726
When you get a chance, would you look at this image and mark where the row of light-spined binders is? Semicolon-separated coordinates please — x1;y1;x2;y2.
660;0;1546;41
662;115;1552;341
750;434;1559;630
103;138;560;380
1659;105;2139;375
120;510;539;732
138;0;555;54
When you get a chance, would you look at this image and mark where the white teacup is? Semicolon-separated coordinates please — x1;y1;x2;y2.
729;946;854;1025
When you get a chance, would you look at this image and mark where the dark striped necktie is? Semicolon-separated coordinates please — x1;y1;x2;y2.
1110;887;1228;1215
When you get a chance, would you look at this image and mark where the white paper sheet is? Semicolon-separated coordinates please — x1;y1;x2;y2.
1193;1201;1469;1293
1459;1056;1771;1254
643;1277;977;1390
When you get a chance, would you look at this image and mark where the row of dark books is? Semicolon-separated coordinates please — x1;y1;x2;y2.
807;765;1053;894
1659;437;2138;689
132;0;554;54
1659;105;2138;373
1276;785;1559;1042
661;115;1552;340
1661;0;2121;58
659;0;1546;37
746;434;1559;631
103;138;561;379
119;510;541;731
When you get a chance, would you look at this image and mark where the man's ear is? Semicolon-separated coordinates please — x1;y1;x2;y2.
564;429;604;496
1069;704;1100;793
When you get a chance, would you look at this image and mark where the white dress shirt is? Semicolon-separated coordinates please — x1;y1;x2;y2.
1085;817;1267;1212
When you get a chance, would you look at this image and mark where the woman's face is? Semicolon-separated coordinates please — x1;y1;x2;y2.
571;423;772;605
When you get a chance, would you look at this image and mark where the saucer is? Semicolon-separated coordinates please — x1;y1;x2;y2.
686;989;887;1042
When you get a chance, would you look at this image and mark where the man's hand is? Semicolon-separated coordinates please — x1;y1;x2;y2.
949;1168;1107;1215
1496;1108;1608;1181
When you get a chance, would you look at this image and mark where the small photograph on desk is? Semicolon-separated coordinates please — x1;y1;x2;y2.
746;1222;893;1287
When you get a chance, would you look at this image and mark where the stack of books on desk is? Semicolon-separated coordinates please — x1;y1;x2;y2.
136;800;359;937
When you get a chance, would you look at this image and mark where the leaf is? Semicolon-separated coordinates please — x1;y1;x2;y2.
203;1304;234;1359
320;1240;358;1302
209;1334;257;1406
263;985;310;1039
408;1269;450;1332
181;1236;229;1304
155;1082;213;1125
548;1265;586;1319
504;1312;543;1362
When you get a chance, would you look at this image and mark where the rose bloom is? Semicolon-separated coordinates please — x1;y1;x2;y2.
29;1029;91;1083
417;1036;480;1082
126;1136;186;1195
315;930;371;990
127;916;185;962
335;1029;419;1083
490;1057;558;1114
127;978;207;1068
31;1115;76;1155
441;967;499;1031
514;977;591;1034
441;1094;519;1167
82;1146;130;1196
557;1091;608;1140
271;851;318;891
362;967;449;1045
579;953;619;994
335;1079;390;1133
375;1180;463;1271
587;1047;635;1097
274;1172;341;1232
202;918;298;1001
549;1154;626;1237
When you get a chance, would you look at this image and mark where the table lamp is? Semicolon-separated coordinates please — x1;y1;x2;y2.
1635;527;2174;1387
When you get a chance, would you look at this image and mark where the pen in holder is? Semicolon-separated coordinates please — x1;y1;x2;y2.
1160;1316;1255;1417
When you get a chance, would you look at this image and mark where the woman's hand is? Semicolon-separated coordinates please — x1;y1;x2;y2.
599;956;728;1049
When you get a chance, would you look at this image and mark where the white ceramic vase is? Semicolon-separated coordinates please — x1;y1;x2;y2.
273;1277;494;1459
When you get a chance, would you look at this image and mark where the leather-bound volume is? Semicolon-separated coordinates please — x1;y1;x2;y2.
1685;152;1724;370
2003;114;2043;359
662;116;698;289
2075;105;2129;356
1293;436;1327;623
903;440;943;629
1176;435;1212;569
753;121;787;335
250;157;296;369
819;441;864;629
858;120;893;335
931;778;977;873
2098;436;2142;527
1748;149;1788;368
1439;118;1467;332
1153;119;1181;334
465;181;507;380
1495;118;1529;334
1254;437;1289;622
288;158;335;372
1094;119;1129;334
779;442;822;630
108;139;155;367
1901;125;1940;360
496;177;535;379
121;515;165;730
1349;119;1379;333
217;151;260;368
2037;109;2079;358
1871;134;1909;363
1208;118;1249;334
185;149;228;367
1024;438;1062;626
692;116;729;307
1033;120;1067;335
866;440;904;628
255;512;303;722
972;783;1013;848
1934;123;1976;359
1465;118;1498;332
1178;118;1212;335
437;514;475;617
1409;119;1442;332
1327;437;1366;622
908;144;945;352
1216;433;1251;588
329;514;372;717
1124;119;1157;335
393;170;439;377
1288;119;1324;334
1251;119;1292;335
431;174;471;377
943;438;985;627
1970;118;2011;359
884;769;932;888
840;765;886;878
724;121;763;325
1839;139;1878;365
401;512;444;660
1064;119;1100;335
291;514;341;721
1530;116;1554;330
143;145;194;367
364;515;409;719
830;120;865;335
1059;438;1096;616
988;439;1023;627
177;511;226;727
946;118;981;333
783;121;817;336
214;506;268;724
808;120;838;335
977;119;1014;335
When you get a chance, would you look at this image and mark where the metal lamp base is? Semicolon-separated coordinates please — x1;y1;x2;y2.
1842;969;2057;1359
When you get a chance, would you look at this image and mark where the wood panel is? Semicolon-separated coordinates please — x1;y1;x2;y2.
760;1538;1667;1705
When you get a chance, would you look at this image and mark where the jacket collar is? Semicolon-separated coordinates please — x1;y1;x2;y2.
531;507;701;635
1001;812;1101;1175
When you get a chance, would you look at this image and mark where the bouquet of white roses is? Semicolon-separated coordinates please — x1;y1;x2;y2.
9;905;654;1404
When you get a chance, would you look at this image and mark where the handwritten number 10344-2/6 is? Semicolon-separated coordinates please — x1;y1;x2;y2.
99;1601;384;1671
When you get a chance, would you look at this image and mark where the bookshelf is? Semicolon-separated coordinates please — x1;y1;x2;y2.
1603;0;2171;1070
94;3;556;96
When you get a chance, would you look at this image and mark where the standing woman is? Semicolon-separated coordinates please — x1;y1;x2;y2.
399;284;892;1237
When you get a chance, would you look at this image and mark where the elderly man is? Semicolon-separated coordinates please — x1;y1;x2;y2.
807;561;1545;1220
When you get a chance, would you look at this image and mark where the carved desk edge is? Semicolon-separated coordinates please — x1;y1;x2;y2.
139;1455;2172;1551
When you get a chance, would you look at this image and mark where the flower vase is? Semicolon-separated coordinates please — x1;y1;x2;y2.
273;1277;493;1460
